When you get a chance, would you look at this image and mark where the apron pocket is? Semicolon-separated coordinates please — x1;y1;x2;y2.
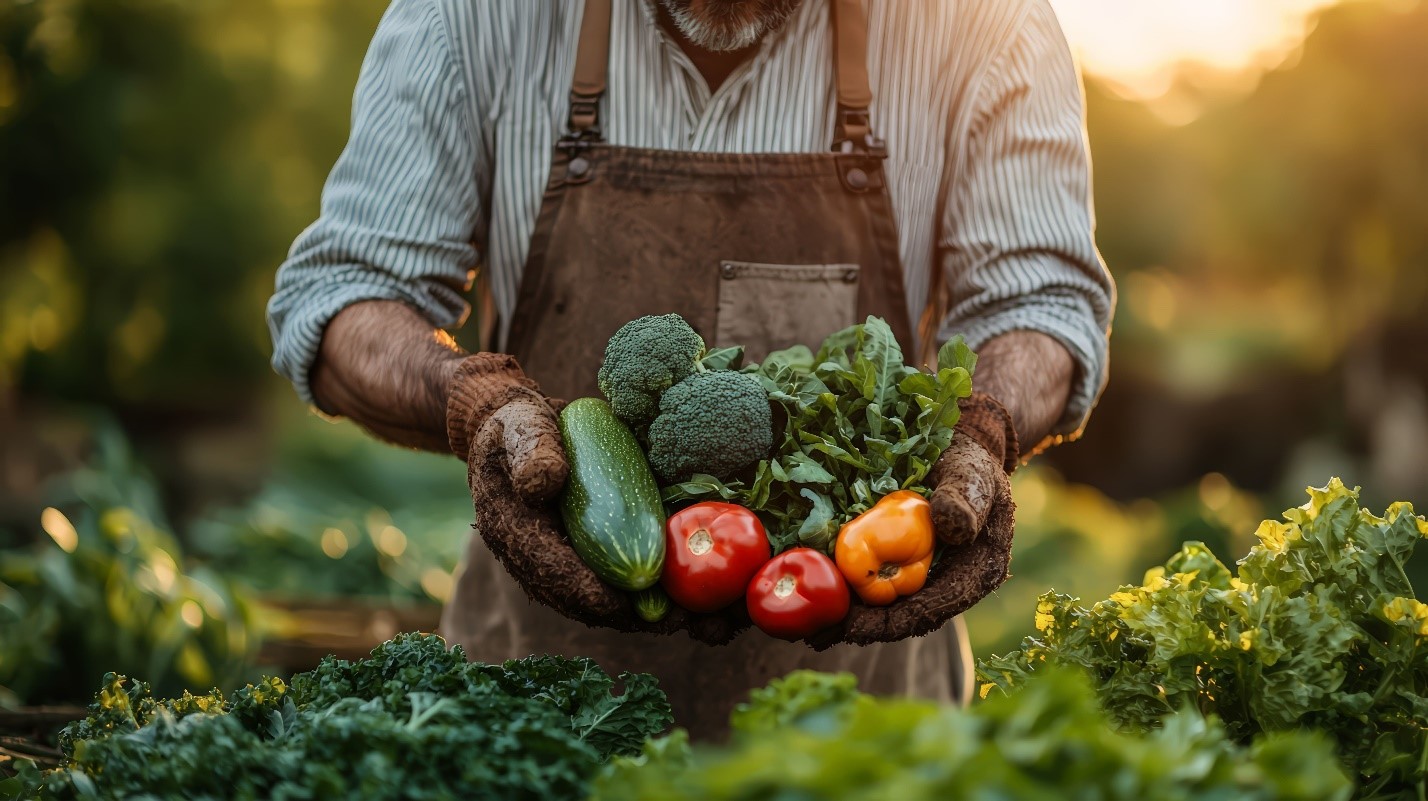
715;261;860;362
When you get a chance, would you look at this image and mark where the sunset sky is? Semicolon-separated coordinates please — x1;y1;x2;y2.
1047;0;1348;97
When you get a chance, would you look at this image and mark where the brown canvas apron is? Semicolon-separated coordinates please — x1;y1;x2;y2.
441;0;973;739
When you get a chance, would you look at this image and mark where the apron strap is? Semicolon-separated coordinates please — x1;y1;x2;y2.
568;0;613;138
830;0;882;153
565;0;882;152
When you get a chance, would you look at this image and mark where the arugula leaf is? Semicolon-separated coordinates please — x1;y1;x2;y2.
796;490;840;552
937;334;977;374
856;316;906;411
755;344;816;378
700;346;745;371
784;453;836;485
661;474;744;504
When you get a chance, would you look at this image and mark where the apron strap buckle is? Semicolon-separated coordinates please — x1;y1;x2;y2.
833;108;886;156
567;91;604;140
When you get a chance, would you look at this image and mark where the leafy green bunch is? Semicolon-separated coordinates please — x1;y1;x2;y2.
978;479;1428;799
3;633;672;801
663;317;975;552
592;668;1351;801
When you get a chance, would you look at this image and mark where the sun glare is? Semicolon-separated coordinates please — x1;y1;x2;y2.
1048;0;1347;99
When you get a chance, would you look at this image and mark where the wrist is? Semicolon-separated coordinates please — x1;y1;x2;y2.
444;353;544;458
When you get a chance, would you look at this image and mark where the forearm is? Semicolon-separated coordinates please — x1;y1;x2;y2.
309;300;467;453
973;330;1075;458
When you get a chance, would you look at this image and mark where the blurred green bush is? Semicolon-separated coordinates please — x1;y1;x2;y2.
0;425;259;706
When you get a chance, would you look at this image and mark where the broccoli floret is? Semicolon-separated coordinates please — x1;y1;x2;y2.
597;314;706;430
646;370;773;483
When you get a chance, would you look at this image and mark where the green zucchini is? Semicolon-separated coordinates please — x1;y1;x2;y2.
558;398;666;591
633;587;672;623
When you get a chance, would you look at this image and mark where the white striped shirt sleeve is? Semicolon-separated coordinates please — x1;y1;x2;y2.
938;0;1114;437
266;0;483;404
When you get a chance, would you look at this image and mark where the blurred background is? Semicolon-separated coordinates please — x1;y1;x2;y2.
1;0;1425;705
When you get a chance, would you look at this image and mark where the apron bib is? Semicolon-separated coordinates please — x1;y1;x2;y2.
442;0;971;739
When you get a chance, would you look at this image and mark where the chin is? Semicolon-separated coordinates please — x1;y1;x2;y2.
662;0;801;52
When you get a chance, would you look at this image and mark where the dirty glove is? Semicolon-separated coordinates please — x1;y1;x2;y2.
446;353;569;497
808;392;1019;649
455;355;749;645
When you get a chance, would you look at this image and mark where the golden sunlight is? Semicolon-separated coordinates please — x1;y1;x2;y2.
1048;0;1349;98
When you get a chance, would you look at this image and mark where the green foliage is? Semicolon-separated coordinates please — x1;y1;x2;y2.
188;413;469;604
592;666;1351;801
597;314;708;431
978;479;1428;799
0;0;389;404
662;318;974;552
726;670;862;736
9;633;672;801
646;370;774;483
0;426;259;705
963;467;1265;660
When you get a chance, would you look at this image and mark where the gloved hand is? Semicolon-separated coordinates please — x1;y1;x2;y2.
452;353;749;646
807;392;1019;649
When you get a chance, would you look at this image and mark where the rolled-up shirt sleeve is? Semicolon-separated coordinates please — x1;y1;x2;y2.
938;0;1115;438
267;0;486;404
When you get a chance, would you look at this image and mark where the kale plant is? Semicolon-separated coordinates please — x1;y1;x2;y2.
3;633;671;800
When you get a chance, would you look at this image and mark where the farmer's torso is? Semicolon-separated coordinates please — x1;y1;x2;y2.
439;0;988;739
454;0;996;351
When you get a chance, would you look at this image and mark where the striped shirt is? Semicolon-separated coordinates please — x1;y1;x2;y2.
267;0;1115;435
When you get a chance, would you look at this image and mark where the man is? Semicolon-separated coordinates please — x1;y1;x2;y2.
268;0;1113;736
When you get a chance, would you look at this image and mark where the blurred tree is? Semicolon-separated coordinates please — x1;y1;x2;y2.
0;0;386;412
1049;0;1428;504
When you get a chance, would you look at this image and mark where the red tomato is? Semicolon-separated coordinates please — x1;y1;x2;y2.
746;548;850;641
661;502;771;613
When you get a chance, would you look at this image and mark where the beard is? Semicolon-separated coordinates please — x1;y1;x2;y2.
659;0;803;52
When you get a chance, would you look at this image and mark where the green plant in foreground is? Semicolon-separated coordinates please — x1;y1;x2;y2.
3;633;672;800
592;668;1350;801
979;479;1428;799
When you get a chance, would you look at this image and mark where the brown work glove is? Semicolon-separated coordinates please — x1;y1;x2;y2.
807;392;1019;650
454;354;749;645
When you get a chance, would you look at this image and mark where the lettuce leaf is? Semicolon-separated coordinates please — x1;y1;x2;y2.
592;667;1351;801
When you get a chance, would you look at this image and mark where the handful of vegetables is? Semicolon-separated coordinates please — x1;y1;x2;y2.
557;313;981;642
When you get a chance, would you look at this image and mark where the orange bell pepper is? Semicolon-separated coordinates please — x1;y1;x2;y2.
834;490;935;606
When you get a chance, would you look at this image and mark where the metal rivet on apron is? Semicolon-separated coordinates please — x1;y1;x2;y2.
567;157;590;179
720;263;737;279
843;269;859;284
845;167;869;190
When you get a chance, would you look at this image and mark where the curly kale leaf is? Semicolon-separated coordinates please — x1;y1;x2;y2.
27;633;671;800
475;655;673;758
